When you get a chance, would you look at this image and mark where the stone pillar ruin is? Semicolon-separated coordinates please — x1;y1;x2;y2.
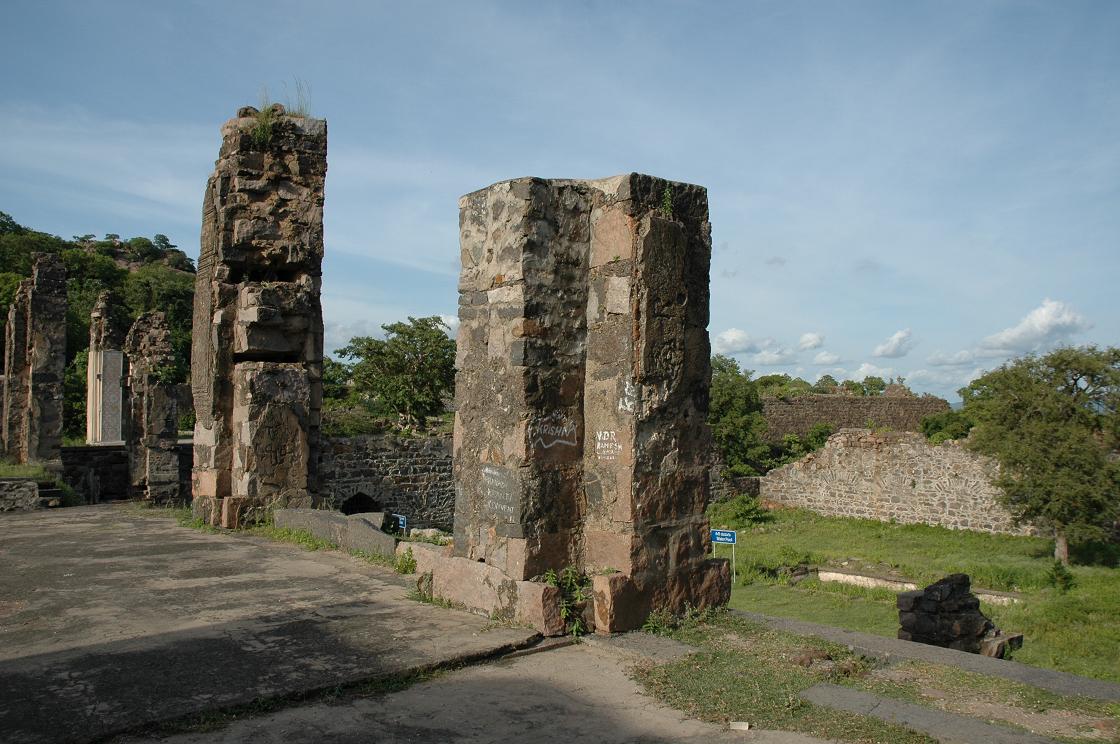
86;291;126;444
191;104;326;528
453;174;729;632
124;312;181;503
1;253;67;469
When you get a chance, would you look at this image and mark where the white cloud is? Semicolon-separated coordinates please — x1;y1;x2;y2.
851;362;894;379
713;328;757;355
813;350;840;365
873;328;914;358
439;314;461;337
980;298;1091;353
927;349;975;367
798;332;824;350
751;348;797;365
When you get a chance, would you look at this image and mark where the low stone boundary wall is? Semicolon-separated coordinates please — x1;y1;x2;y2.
0;479;39;511
761;429;1030;535
319;434;453;531
274;508;399;558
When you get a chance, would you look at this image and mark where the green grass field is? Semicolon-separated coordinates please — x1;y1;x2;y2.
708;497;1120;683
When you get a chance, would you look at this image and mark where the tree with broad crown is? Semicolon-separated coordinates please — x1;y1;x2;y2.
962;346;1120;564
336;316;456;429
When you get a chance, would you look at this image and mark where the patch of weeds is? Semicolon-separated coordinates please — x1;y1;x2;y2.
633;612;934;743
543;566;591;637
395;546;417;574
1046;560;1076;593
349;549;395;570
659;184;674;219
245;525;337;551
643;603;723;637
407;575;462;611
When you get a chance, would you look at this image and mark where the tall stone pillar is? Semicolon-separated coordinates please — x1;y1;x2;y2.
87;291;126;444
2;280;31;458
191;104;326;527
453;174;729;631
125;312;181;503
1;253;66;468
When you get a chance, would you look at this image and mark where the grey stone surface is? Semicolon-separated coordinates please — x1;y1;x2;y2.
580;630;698;664
761;428;1032;535
734;610;1120;702
0;505;538;744
800;683;1060;744
273;508;400;558
192;106;327;527
346;515;399;557
86;290;127;444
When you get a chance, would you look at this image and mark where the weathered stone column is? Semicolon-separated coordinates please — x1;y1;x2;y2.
87;291;126;444
191;104;326;527
1;253;66;468
125;312;180;503
452;174;729;631
453;179;591;579
2;280;31;458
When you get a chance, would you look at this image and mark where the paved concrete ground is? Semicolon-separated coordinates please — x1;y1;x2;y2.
734;609;1120;702
0;505;538;744
120;639;827;744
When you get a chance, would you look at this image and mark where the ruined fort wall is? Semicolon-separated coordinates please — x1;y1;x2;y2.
760;429;1029;535
319;434;454;531
761;394;950;441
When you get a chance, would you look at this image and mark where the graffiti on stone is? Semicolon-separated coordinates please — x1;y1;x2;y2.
595;430;622;461
529;411;578;450
617;379;638;413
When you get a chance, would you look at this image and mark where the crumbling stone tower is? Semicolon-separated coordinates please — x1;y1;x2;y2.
454;174;729;631
1;253;67;469
191;105;327;527
125;312;180;503
87;291;127;444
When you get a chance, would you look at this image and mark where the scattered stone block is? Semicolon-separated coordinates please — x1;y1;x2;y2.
346;516;398;557
515;580;566;636
898;574;1022;657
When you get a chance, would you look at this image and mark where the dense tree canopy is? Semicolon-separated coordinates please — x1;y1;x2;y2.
0;212;196;439
336;316;456;429
962;346;1120;564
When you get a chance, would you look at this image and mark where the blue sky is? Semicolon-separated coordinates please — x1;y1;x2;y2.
2;1;1117;400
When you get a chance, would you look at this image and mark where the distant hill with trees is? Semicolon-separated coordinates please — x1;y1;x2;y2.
0;211;195;439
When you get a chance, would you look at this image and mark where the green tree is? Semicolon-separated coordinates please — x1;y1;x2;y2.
962;346;1120;564
862;375;887;396
337;316;456;429
812;374;839;394
122;264;195;379
709;355;770;476
920;409;974;444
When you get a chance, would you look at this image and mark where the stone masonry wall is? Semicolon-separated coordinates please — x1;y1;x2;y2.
191;104;326;528
319;434;454;531
761;428;1030;535
762;394;950;441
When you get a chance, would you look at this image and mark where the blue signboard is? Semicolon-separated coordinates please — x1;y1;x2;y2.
711;529;737;545
393;513;408;534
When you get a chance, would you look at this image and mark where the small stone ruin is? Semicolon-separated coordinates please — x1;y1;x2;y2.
898;574;1023;658
87;291;127;444
190;105;327;528
442;173;730;632
124;312;181;503
1;253;67;470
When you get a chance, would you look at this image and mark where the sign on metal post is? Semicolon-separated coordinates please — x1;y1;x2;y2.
711;529;737;584
393;513;408;534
